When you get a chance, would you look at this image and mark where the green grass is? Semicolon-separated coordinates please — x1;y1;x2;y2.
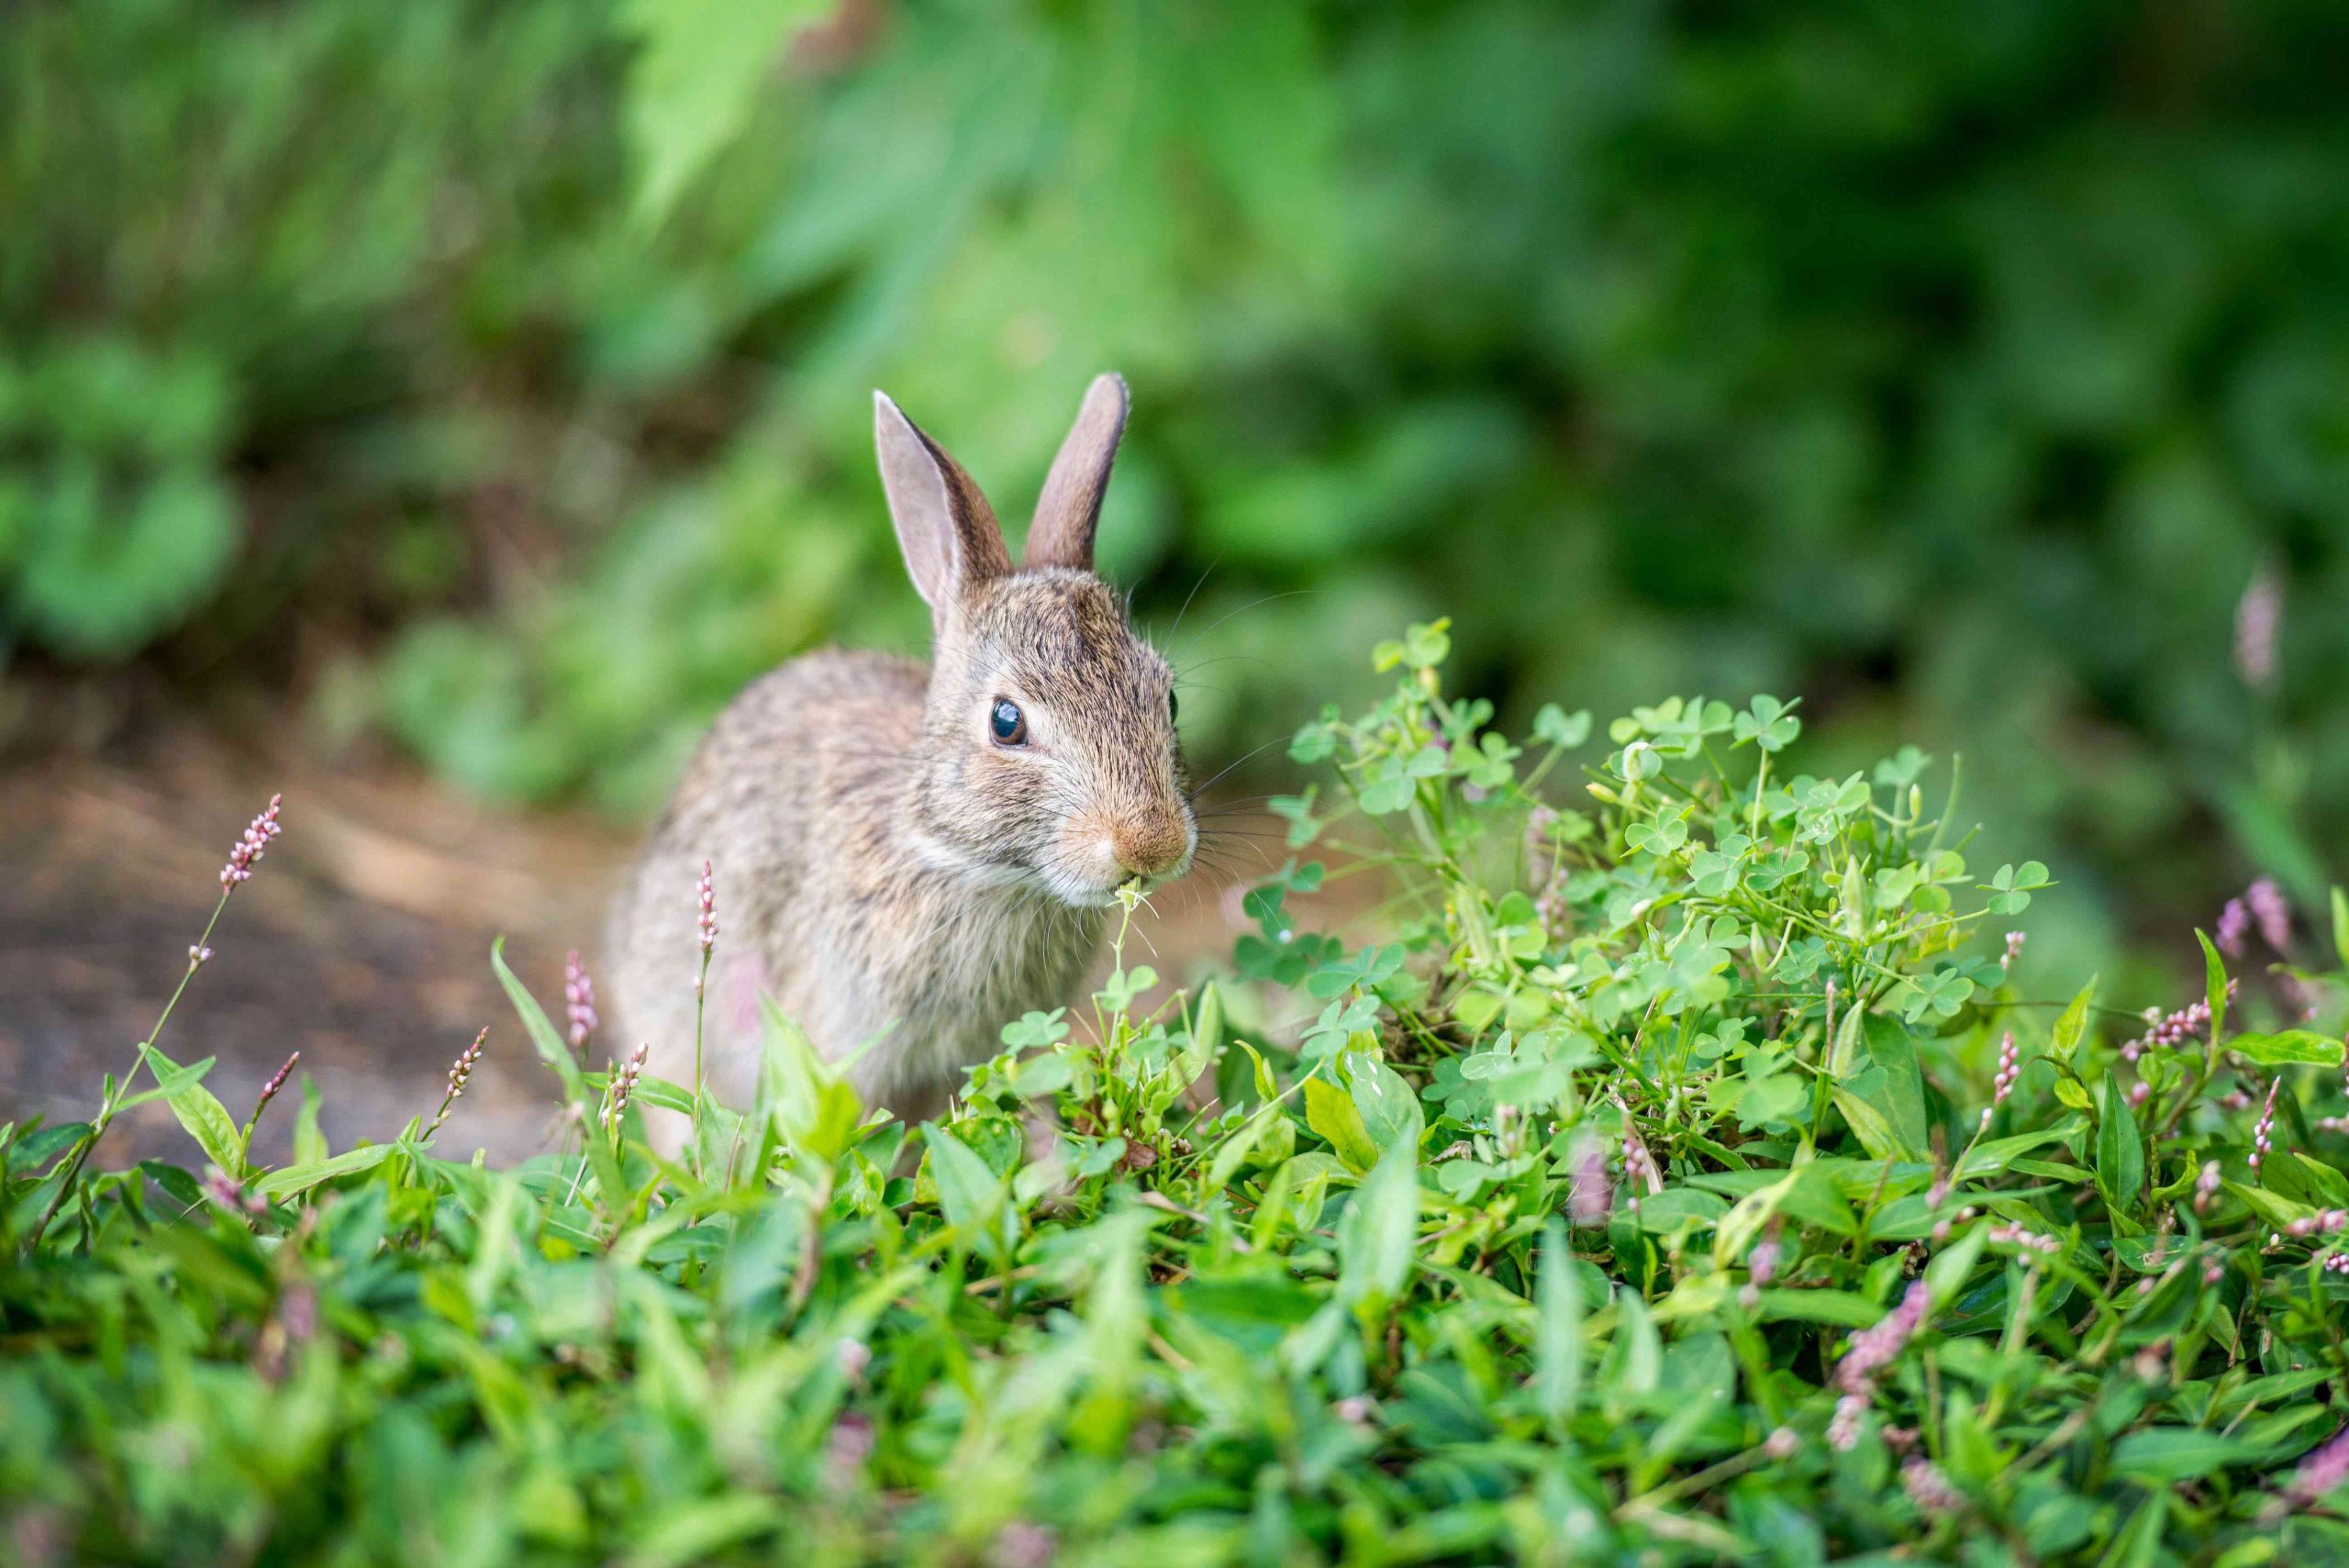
6;619;2349;1566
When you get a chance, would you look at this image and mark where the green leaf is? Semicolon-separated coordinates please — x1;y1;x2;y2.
252;1144;395;1200
2228;1030;2346;1067
1531;1218;1583;1427
113;1054;217;1113
140;1043;246;1181
1533;705;1592;749
1358;770;1415;815
1924;1221;1988;1307
1348;1058;1423;1155
1955;1121;2083;1181
1336;1140;1419;1308
2096;1070;2145;1214
291;1074;328;1166
2050;978;2097;1061
1753;1289;1890;1328
1831;1016;1931;1161
2197;929;2228;1051
1174;982;1225;1091
492;938;587;1104
2109;1428;2268;1483
621;0;831;225
1205;1099;1280;1192
2333;886;2349;973
925;1126;1008;1240
1304;1077;1381;1173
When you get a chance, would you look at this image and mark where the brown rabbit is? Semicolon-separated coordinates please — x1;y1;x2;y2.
606;374;1195;1128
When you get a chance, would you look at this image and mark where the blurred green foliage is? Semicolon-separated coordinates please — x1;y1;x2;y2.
7;0;2349;973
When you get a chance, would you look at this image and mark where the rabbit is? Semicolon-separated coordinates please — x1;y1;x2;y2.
605;373;1196;1131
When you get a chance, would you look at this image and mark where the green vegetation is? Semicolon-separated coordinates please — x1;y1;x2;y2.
9;625;2349;1564
8;2;2349;973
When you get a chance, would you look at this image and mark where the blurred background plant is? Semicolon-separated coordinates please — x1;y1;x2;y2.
6;0;2349;990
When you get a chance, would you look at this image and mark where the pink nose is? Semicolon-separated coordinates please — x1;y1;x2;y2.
1112;817;1189;878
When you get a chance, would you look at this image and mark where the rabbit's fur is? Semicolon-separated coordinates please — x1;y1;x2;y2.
606;374;1194;1126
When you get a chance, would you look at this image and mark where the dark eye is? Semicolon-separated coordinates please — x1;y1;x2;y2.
989;697;1028;746
1168;689;1179;724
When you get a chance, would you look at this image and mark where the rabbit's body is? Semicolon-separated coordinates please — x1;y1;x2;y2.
606;376;1190;1126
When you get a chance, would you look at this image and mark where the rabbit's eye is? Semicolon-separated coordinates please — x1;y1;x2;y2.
1168;690;1179;724
989;697;1028;746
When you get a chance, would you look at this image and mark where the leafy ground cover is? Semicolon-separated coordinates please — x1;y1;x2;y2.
6;622;2349;1565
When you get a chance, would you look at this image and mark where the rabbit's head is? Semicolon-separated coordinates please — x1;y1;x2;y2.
875;374;1195;908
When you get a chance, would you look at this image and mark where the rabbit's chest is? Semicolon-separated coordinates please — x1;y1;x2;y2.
889;892;1099;1024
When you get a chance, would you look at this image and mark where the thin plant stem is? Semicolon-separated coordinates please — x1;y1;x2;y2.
24;891;230;1254
692;951;711;1183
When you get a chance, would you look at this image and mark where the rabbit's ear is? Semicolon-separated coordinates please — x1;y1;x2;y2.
874;391;1011;614
1025;373;1129;572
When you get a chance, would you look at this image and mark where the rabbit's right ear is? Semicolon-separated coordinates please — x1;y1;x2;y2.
874;391;1011;617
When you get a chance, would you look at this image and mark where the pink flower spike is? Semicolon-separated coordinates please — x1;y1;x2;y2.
1568;1137;1613;1225
1834;1281;1932;1396
1902;1457;1965;1517
2250;1079;2279;1173
2216;898;2249;959
251;1051;299;1126
2246;878;2290;953
696;860;718;957
601;1042;649;1130
2234;567;2280;693
219;794;284;893
1992;1032;2021;1106
2289;1426;2349;1510
565;951;598;1051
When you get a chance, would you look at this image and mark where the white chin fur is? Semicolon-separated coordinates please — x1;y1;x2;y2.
1036;865;1126;908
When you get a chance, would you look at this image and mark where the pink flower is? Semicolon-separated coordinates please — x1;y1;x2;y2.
2193;1160;2221;1215
696;860;718;957
1834;1281;1931;1396
2247;878;2290;953
2121;983;2234;1063
1567;1138;1612;1225
2217;898;2251;959
2289;1426;2349;1509
2235;568;2280;693
1903;1457;1965;1516
426;1028;488;1141
1987;1223;2061;1256
824;1412;874;1481
1981;1032;2021;1129
564;951;598;1051
2000;930;2025;973
253;1051;299;1122
1828;1393;1867;1451
601;1042;648;1130
2250;1080;2278;1173
219;794;284;893
988;1522;1058;1568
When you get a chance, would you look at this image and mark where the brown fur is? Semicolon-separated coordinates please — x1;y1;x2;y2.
606;375;1192;1128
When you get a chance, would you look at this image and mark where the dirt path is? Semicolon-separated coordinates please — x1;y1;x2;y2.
1;724;1327;1168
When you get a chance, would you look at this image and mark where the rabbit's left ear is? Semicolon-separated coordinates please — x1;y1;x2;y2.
1025;373;1129;572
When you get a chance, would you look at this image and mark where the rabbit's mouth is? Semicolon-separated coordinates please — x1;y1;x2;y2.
1037;816;1197;907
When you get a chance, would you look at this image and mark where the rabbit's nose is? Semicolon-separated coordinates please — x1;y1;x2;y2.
1112;816;1191;879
